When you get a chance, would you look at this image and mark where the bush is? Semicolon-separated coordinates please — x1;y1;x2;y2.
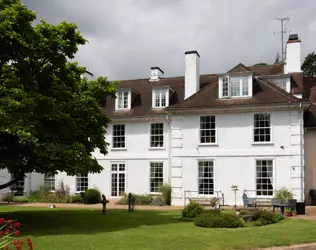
151;196;164;206
71;194;83;203
55;181;71;199
182;201;204;219
13;196;29;203
274;187;294;203
116;193;153;205
84;188;101;204
253;210;284;226
194;212;245;228
238;209;284;226
1;193;13;202
159;183;171;205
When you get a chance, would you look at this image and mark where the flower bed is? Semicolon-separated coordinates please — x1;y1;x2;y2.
0;218;33;249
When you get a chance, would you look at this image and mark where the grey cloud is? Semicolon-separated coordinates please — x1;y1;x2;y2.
23;0;316;80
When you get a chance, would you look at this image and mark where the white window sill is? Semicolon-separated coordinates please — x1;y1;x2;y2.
115;108;130;111
150;192;162;195
111;148;127;151
149;147;165;151
198;143;218;147
152;107;167;110
252;142;274;146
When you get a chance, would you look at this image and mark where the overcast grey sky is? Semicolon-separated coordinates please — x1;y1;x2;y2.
23;0;316;80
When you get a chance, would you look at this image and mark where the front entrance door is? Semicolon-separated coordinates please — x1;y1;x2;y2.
111;163;126;197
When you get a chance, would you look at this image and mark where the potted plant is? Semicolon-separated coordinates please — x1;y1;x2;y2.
292;209;297;216
273;187;296;207
284;207;292;217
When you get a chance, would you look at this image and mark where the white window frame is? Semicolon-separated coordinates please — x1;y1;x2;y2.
199;116;217;145
149;123;164;148
255;158;275;197
152;89;169;108
110;162;126;197
149;162;164;194
112;124;126;149
219;75;252;99
115;90;131;110
76;174;89;192
44;173;55;191
253;113;272;144
197;160;215;196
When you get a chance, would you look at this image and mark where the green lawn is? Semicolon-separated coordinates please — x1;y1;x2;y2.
0;206;316;250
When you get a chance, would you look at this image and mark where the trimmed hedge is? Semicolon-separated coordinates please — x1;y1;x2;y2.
182;201;204;219
194;211;245;228
84;188;101;204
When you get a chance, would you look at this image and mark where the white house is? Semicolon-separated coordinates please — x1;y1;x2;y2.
2;34;315;207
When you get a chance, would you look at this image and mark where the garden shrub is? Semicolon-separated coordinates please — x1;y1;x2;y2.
194;212;245;228
13;196;29;203
182;201;204;219
1;193;13;202
71;194;83;203
151;196;164;206
84;188;101;204
253;210;284;226
159;183;171;205
116;192;153;205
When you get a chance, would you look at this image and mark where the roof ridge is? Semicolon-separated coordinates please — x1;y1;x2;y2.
257;78;299;102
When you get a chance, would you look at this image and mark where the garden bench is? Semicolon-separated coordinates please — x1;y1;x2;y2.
189;197;220;207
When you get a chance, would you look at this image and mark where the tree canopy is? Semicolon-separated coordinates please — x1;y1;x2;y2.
302;52;316;77
0;0;118;189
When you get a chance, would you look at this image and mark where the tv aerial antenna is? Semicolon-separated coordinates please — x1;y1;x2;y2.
274;16;290;61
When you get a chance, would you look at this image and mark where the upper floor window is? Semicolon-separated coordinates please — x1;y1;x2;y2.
150;123;164;148
220;75;251;98
200;116;216;144
153;89;168;108
115;91;130;110
254;113;271;143
112;124;126;148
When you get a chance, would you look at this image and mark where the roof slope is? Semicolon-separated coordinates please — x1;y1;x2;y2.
168;78;301;110
103;64;285;118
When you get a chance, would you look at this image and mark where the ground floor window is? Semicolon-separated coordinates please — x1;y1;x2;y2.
256;160;273;196
76;174;88;192
150;162;163;193
44;173;55;191
198;161;214;195
111;163;126;197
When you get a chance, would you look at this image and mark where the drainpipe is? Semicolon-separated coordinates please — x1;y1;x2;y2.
299;103;304;202
166;114;172;184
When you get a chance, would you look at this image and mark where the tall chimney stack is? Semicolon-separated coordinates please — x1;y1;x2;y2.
285;34;302;73
184;51;200;99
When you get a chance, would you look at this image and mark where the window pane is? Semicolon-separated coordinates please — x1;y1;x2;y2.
150;123;164;147
222;77;229;97
230;77;240;96
254;114;271;142
113;124;126;148
200;116;216;144
198;161;214;195
256;160;273;196
44;173;55;191
111;163;126;197
76;174;88;192
150;162;164;193
241;77;248;96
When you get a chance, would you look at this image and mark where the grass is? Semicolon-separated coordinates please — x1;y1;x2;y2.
0;206;316;250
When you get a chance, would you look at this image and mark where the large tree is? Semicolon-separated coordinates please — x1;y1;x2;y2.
0;0;118;189
302;52;316;77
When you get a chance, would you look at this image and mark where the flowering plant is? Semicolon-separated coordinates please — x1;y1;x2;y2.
0;218;33;249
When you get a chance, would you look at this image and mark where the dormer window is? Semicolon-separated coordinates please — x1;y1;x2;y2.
152;88;169;108
115;90;131;110
219;75;252;99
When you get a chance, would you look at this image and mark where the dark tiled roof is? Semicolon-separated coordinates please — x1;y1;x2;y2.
103;64;286;118
168;78;301;110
